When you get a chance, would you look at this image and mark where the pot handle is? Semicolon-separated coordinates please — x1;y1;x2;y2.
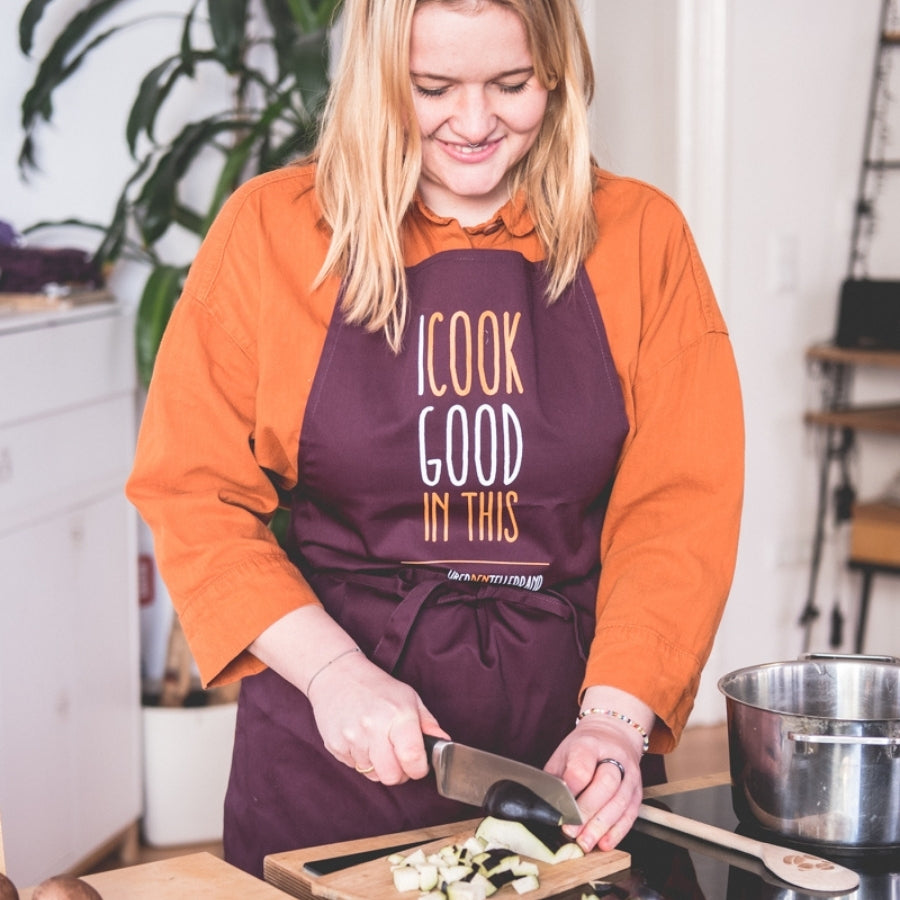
789;732;900;747
801;652;900;664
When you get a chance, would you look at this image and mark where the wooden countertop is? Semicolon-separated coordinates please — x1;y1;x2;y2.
19;852;291;899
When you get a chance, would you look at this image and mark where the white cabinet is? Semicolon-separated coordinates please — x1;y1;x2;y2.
0;305;142;886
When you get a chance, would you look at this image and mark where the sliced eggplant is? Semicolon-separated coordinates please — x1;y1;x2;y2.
482;779;565;829
474;816;584;865
390;817;584;897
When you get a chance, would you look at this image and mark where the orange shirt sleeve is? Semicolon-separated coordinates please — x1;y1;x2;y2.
581;174;744;751
126;166;338;686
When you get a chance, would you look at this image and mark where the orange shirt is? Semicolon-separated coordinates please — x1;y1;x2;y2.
126;163;743;753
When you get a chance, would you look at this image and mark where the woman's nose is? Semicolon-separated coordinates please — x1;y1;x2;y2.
451;87;496;142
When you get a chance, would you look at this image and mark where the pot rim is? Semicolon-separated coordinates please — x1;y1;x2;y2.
717;655;900;723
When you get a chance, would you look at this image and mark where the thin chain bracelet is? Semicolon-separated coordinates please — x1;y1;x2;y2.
305;647;361;696
576;707;650;754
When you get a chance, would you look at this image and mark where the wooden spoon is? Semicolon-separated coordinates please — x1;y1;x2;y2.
637;803;860;894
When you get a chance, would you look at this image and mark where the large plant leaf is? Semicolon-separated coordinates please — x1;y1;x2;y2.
94;194;134;265
22;22;126;129
134;117;243;244
94;154;156;265
285;27;331;114
126;55;181;154
285;0;318;32
21;26;131;173
179;1;200;75
136;264;186;388
260;0;297;80
126;50;220;155
172;203;205;237
19;0;55;55
19;1;140;173
20;0;128;115
208;0;250;72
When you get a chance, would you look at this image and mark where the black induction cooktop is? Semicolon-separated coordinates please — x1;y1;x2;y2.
607;780;900;900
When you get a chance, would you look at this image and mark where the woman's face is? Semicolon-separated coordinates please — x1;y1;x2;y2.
409;2;549;225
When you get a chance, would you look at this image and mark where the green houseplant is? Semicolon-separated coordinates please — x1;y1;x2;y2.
18;0;343;387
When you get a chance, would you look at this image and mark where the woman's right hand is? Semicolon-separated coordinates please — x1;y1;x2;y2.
306;647;449;784
248;604;448;785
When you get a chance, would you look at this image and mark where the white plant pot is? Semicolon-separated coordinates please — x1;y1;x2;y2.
141;702;238;847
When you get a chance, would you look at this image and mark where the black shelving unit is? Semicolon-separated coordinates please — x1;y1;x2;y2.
799;0;900;652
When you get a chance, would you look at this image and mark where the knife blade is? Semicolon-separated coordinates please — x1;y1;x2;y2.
423;735;584;826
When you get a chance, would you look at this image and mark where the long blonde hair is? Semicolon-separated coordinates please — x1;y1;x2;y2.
313;0;596;351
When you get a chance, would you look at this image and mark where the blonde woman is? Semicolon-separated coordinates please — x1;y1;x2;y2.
128;0;743;876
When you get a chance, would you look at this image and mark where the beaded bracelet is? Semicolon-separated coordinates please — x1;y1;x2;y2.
576;707;650;754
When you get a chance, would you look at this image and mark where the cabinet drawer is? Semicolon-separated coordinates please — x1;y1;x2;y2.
0;394;135;526
0;307;135;426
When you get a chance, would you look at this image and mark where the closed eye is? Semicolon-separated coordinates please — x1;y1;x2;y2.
497;80;529;95
413;83;450;98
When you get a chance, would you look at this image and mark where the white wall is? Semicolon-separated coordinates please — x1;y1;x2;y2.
588;0;900;724
3;2;899;725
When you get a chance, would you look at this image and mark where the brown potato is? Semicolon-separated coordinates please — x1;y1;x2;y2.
0;872;19;900
31;875;101;899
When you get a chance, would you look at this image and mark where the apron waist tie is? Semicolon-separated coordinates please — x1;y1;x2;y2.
312;568;591;674
372;577;447;672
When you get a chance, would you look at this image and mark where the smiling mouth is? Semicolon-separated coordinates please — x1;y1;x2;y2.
439;137;499;156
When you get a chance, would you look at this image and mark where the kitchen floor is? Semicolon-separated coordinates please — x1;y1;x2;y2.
87;723;729;875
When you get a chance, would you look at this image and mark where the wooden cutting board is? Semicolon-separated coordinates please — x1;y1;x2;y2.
19;852;291;899
264;819;630;900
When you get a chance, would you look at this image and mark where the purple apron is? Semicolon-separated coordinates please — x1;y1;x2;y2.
224;249;648;876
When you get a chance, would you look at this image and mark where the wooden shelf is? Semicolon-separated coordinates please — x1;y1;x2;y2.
806;343;900;369
804;403;900;434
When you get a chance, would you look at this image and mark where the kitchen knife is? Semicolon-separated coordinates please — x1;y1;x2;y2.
423;735;585;826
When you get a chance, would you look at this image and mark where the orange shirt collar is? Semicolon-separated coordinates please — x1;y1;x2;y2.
411;191;536;238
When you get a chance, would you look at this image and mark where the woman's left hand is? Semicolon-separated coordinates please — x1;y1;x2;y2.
543;689;653;853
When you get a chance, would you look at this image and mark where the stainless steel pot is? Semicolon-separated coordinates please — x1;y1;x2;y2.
718;653;900;850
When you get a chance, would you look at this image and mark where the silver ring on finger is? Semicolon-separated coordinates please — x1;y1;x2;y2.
597;757;626;781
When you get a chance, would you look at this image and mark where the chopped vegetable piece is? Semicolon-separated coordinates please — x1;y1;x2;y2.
552;842;586;862
439;864;473;884
469;872;496;897
403;848;427;867
418;864;439;891
487;869;517;889
463;836;487;855
510;874;540;894
446;882;486;900
392;865;421;893
511;861;539;878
